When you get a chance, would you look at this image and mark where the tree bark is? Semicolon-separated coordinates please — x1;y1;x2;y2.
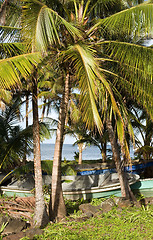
0;0;8;25
49;73;70;221
101;142;107;163
144;116;152;161
106;118;135;200
32;75;49;227
23;92;29;165
41;99;46;121
78;143;83;165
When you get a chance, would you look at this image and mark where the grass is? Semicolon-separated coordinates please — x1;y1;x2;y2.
20;199;153;240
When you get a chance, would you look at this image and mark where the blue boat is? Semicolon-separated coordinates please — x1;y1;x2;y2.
124;161;153;174
77;161;153;176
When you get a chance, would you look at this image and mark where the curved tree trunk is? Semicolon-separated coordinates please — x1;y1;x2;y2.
106;118;135;200
32;75;49;227
49;73;70;222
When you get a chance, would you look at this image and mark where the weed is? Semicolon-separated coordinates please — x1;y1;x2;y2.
24;205;153;240
90;197;105;206
0;222;8;240
65;198;88;215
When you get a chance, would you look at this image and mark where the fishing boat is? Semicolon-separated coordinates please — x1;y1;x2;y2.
62;172;139;200
0;172;140;200
131;178;153;197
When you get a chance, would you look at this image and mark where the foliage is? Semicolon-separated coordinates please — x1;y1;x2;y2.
0;100;33;171
0;221;8;240
13;159;106;177
65;198;88;215
1;0;153;219
73;152;79;162
130;108;153;161
21;204;153;240
1;0;153;147
90;197;106;206
14;160;78;177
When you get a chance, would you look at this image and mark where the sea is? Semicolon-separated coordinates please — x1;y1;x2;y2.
28;143;134;161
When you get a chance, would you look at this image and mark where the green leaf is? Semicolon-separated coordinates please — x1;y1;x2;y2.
0;52;42;89
100;40;153;118
22;0;82;51
88;3;153;38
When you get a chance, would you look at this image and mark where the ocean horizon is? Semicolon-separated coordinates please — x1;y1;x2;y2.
28;143;102;161
28;143;134;161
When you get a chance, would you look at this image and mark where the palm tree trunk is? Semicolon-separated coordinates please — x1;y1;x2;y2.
78;143;83;165
41;99;46;121
101;142;107;163
49;73;70;221
26;92;29;128
0;0;8;25
144;116;152;161
32;75;49;227
106;118;135;200
23;92;29;165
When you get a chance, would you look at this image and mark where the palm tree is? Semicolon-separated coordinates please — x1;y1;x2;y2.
0;1;50;226
21;0;153;218
130;106;153;161
1;0;153;221
66;95;109;164
0;99;33;171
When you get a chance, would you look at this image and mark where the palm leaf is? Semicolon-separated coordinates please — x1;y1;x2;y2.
0;42;26;58
88;3;153;38
63;43;104;133
62;43;124;135
69;98;81;124
0;89;12;104
21;0;82;51
86;0;126;19
100;41;153;117
0;52;42;89
0;25;21;42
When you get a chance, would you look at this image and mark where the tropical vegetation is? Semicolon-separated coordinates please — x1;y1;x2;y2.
21;201;153;240
0;0;153;227
0;99;33;171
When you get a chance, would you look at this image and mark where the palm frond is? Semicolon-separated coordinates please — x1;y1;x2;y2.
88;3;153;38
87;0;126;20
22;0;82;51
0;42;26;58
0;52;42;89
39;122;51;141
69;99;81;124
0;25;21;42
63;43;104;133
0;89;12;104
100;41;153;117
62;43;124;134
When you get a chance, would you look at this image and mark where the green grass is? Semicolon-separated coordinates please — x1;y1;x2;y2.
21;204;153;240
